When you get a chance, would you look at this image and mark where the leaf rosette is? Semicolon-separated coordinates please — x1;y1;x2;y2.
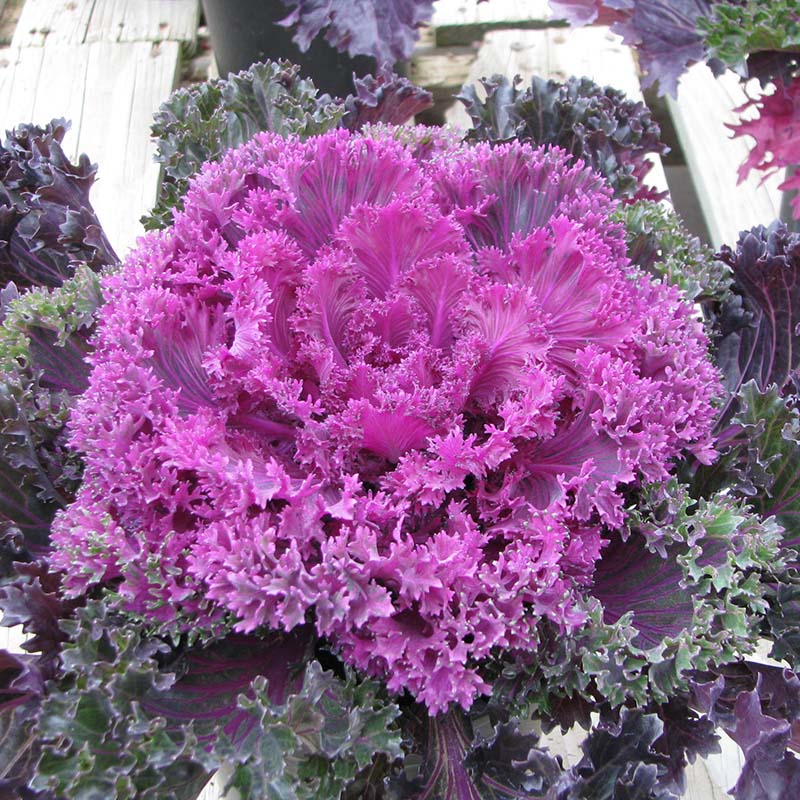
51;125;722;716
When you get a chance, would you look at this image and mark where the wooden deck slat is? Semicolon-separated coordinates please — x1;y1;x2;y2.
12;0;198;46
30;42;91;156
11;0;95;47
0;45;44;128
85;0;199;44
0;40;180;255
75;40;180;254
443;27;669;196
666;64;784;247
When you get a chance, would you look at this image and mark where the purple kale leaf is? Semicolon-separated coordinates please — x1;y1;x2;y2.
278;0;436;64
0;120;117;289
691;663;800;800
692;225;800;516
341;67;432;130
0;629;52;799
549;1;716;96
652;696;720;795
0;267;100;559
610;1;714;96
710;223;800;402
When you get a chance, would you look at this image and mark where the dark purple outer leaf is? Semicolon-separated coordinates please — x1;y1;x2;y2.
652;697;720;794
0;119;117;289
570;709;674;800
24;326;91;397
464;720;563;797
141;629;312;746
592;532;695;648
0;459;55;555
0;649;49;800
279;0;436;64
691;663;800;800
711;224;800;402
610;1;713;97
0;561;82;676
342;68;433;130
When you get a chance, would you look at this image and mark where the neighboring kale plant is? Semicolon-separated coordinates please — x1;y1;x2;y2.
616;200;731;303
0;119;117;288
549;0;800;220
145;60;431;229
0;120;116;563
0;121;116;799
459;74;668;202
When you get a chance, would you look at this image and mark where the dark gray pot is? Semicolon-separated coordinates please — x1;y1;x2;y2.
201;0;376;97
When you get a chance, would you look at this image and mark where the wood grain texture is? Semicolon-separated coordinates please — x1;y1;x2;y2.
0;45;45;127
30;42;90;154
74;40;180;255
11;0;95;47
85;0;199;44
12;0;198;46
666;63;783;247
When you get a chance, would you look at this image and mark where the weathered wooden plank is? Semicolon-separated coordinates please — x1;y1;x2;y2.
1;39;179;254
666;64;783;247
85;0;199;44
444;27;669;196
11;0;95;47
30;43;91;157
432;0;560;46
75;40;180;255
0;45;45;129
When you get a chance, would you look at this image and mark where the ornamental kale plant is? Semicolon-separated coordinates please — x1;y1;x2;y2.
4;66;800;799
50;126;721;715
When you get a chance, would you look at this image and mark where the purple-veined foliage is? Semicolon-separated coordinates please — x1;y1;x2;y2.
549;0;714;97
278;0;435;64
51;126;720;714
